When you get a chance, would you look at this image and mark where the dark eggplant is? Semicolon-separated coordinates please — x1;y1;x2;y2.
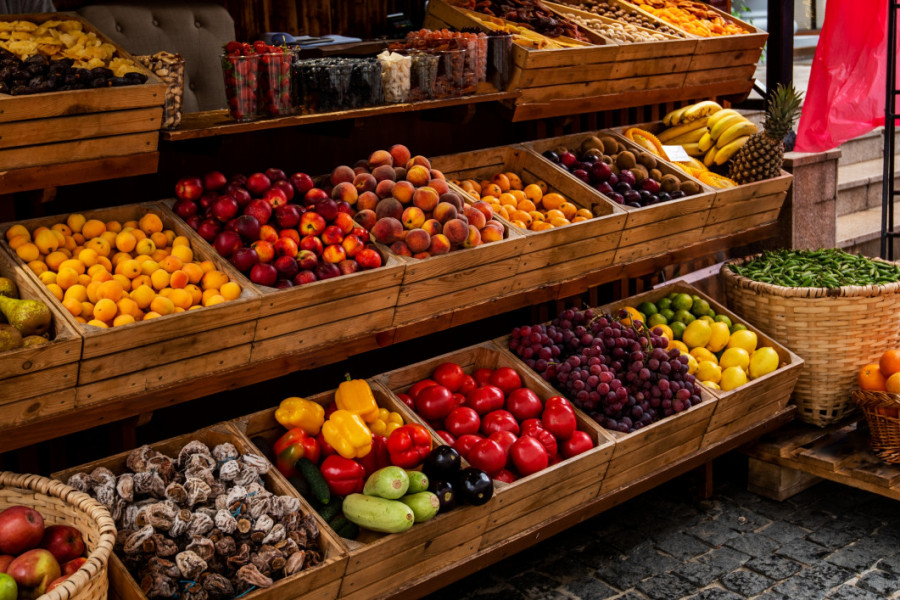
422;446;461;481
428;479;457;512
456;468;493;506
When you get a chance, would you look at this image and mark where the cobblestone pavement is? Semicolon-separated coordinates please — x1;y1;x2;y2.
426;470;900;600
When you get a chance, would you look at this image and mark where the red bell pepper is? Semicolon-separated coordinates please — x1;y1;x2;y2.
357;435;391;477
317;432;336;457
319;455;366;496
387;424;432;469
273;428;321;477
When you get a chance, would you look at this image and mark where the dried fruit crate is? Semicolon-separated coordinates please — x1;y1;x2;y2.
0;202;260;406
236;387;491;600
374;342;616;550
599;281;803;447
156;202;404;363
0;13;165;171
0;243;81;427
432;145;626;294
53;422;348;600
524;131;715;264
622;121;793;237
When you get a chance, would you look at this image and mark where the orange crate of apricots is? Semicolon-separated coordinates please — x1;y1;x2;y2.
0;202;260;406
432;145;627;292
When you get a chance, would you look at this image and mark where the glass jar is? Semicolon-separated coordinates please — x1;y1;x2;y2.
435;48;465;98
258;50;293;117
221;53;259;122
408;51;438;101
378;51;411;104
487;34;514;91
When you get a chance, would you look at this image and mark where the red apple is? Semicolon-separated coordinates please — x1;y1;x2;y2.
299;235;324;256
203;171;227;191
315;198;339;222
0;507;43;556
39;526;84;565
321;225;344;246
61;558;86;577
322;244;346;264
8;549;59;596
273;237;298;258
231;246;259;272
173;199;198;220
338;259;360;276
294;270;317;285
299;212;326;237
246;172;272;195
250;263;278;287
233;214;261;242
265;167;287;182
264;187;288;209
214;230;242;259
304;187;328;205
47;574;69;593
229;173;247;187
244;199;273;224
250;240;275;263
356;248;382;270
175;176;203;201
229;186;252;208
275;204;301;229
0;556;13;573
272;179;295;202
297;249;318;270
273;255;299;280
196;218;222;242
315;262;341;280
211;195;239;223
291;172;314;196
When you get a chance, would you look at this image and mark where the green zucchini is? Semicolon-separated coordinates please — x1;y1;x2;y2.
297;457;330;506
400;492;439;523
363;466;409;500
405;470;429;494
343;493;415;533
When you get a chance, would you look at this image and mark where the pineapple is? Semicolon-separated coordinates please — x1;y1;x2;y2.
729;84;803;184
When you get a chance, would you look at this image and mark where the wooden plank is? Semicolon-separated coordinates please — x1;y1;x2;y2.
0;388;75;428
684;64;758;87
0;152;159;193
0;131;158;170
518;73;687;103
255;288;397;340
0;107;162;149
850;457;900;488
747;458;822;501
702;207;781;237
795;429;873;472
688;49;767;70
397;256;520;304
706;192;787;225
0;363;78;404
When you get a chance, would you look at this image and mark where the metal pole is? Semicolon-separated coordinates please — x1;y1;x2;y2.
882;0;897;259
766;0;795;96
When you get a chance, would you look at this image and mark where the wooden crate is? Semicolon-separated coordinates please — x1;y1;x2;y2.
524;132;715;264
0;202;261;406
374;342;617;551
432;145;626;293
234;387;491;600
0;244;81;426
0;13;165;170
53;422;348;600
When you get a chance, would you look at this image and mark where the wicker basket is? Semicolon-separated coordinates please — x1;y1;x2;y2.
720;255;900;427
0;471;116;600
853;390;900;463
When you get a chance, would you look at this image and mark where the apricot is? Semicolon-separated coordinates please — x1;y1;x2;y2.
442;219;469;245
368;149;393;169
412;187;439;213
375;180;396;200
371;217;404;244
406;165;431;187
433;202;458;224
372;164;396;183
390;144;411;168
330;165;355;186
401;207;426;230
428;233;451;255
406;229;432;254
375;198;404;221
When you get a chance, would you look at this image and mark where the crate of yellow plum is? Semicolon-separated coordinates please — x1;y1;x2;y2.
0;203;260;404
601;282;802;446
433;145;627;291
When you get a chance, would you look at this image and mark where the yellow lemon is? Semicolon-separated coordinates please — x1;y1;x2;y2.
667;339;689;354
685;353;699;375
682;319;712;349
749;346;780;379
690;347;717;364
727;329;758;353
651;323;674;343
720;366;748;391
719;347;750;371
706;321;730;352
697;360;722;383
702;381;721;390
618;306;644;326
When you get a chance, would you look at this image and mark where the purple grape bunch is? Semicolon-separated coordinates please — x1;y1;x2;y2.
509;307;702;433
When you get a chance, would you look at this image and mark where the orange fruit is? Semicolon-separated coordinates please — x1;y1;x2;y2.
881;349;900;377
859;363;887;391
64;284;87;303
93;298;117;322
541;193;565;210
150;231;168;249
516;199;536;213
56;267;79;290
131;274;151;290
172;236;190;248
5;224;30;241
150;295;175;316
81;219;106;239
505;172;523;190
139;213;164;235
150;269;170;291
199;260;216;274
168;288;193;310
886;372;900;394
201;270;229;291
559;202;578;220
86;319;109;328
619;306;644;327
27;260;47;276
105;220;122;234
77;248;99;267
52;223;72;237
170;245;193;264
203;294;225;307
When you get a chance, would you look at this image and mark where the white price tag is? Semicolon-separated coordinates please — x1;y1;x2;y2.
661;145;692;162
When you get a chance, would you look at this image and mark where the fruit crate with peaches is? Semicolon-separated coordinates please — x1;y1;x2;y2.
524;131;717;263
236;382;493;600
374;342;616;550
0;203;261;406
432;145;627;293
52;422;348;600
0;243;81;429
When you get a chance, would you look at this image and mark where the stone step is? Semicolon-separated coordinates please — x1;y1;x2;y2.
835;199;900;249
838;127;900;166
836;157;900;217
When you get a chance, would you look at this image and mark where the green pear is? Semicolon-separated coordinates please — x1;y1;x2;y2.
0;277;16;299
0;324;22;352
0;296;51;337
22;335;49;347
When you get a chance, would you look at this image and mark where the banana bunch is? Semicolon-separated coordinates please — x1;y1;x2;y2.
659;103;757;167
663;101;722;126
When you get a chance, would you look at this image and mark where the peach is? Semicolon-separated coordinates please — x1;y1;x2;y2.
428;234;451;255
463;225;482;249
357;191;379;211
472;200;494;220
390;241;412;257
375;180;396;199
481;222;504;243
368;149;393;169
394;166;407;181
354;159;369;170
428;179;450;195
406;228;432;254
402;206;426;230
392;180;416;204
372;165;396;182
375;197;404;221
443;219;469;245
413;251;431;260
354;165;369;175
355;209;377;230
406;165;431;187
422;219;442;236
332;181;358;204
433;202;458;224
353;172;377;194
412;187;439;212
406;155;432;171
464;205;487;230
390;144;411;167
440;192;464;211
430;169;445;181
371;217;404;244
330;165;355;186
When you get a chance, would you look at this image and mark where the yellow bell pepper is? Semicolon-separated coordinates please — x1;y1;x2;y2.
322;410;372;459
274;397;325;435
335;375;380;423
369;407;404;437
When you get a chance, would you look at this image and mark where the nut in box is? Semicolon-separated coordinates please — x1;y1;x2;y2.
135;52;184;129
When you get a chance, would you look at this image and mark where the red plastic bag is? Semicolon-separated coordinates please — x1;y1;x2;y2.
794;0;889;152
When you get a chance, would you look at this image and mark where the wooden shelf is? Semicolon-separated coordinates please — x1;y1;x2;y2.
161;91;520;141
0;152;159;193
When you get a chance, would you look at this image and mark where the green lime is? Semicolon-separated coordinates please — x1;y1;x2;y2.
648;313;668;327
660;308;675;321
638;301;658;316
666;292;678;300
657;297;672;311
669;321;687;340
714;314;732;327
0;573;16;600
707;308;717;318
699;315;714;324
691;298;710;316
673;309;695;324
731;323;748;333
672;293;694;311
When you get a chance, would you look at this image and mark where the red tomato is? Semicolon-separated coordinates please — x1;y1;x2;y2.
396;392;415;410
433;362;466;392
493;468;517;483
473;368;494;387
542;400;577;440
451;393;466;410
519;418;545;438
523;427;557;459
490;367;522;395
545;396;575;413
458;374;478;395
467;438;507;475
505;388;544;421
437;430;456;446
510;436;549;476
488;430;518;459
444;406;481;438
454;433;484;460
415;385;454;421
481;410;520;436
410;379;438;400
562;430;594;458
465;385;505;415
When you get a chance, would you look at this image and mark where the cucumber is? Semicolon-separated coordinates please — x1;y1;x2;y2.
297;457;330;506
328;516;359;540
363;466;409;500
405;470;429;494
400;492;440;523
317;496;343;523
342;493;415;533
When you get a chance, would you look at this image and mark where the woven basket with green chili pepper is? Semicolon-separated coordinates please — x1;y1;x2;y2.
727;249;900;289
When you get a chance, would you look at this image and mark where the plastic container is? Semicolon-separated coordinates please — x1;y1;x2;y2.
258;50;293;117
409;51;439;101
487;34;514;91
222;53;259;121
378;50;412;103
435;48;465;98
